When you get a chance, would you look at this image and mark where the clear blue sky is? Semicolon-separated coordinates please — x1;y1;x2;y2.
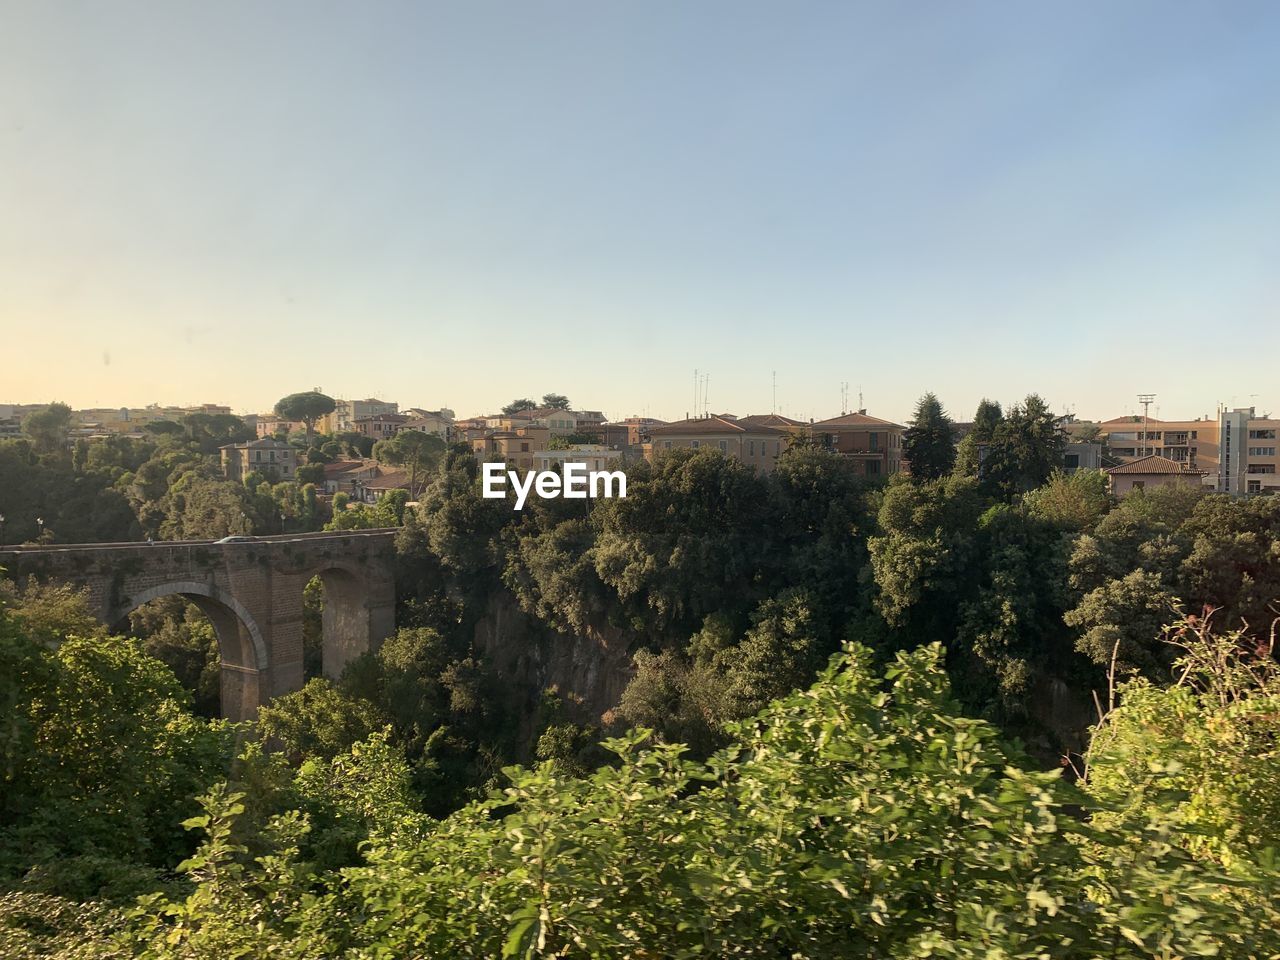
2;1;1278;424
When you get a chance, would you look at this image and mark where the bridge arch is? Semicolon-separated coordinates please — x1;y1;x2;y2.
112;580;269;721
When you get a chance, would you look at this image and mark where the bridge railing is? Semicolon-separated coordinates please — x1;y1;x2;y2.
0;528;400;554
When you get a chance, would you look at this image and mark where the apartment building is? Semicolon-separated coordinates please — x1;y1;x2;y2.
803;411;905;477
471;425;553;472
401;408;454;440
334;398;398;432
535;445;623;474
353;413;408;439
1235;413;1280;495
254;414;308;438
643;415;791;474
220;437;296;482
1096;407;1280;494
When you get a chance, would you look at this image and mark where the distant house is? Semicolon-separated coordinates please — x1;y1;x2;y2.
525;407;580;437
535;445;623;475
803;411;905;477
401;410;453;440
401;408;454;440
643;415;791;474
221;437;297;482
334;398;399;432
254;414;308;438
321;459;380;497
353;414;409;440
321;459;411;503
1105;455;1207;495
471;425;553;472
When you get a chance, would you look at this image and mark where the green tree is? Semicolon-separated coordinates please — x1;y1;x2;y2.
541;393;571;410
981;393;1065;496
253;678;384;765
1022;467;1111;531
22;402;73;458
953;398;1003;477
273;392;336;445
501;398;537;415
373;429;447;500
1086;612;1280;874
105;643;1280;957
902;392;956;481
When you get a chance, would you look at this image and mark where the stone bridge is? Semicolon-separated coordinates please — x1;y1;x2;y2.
0;530;398;719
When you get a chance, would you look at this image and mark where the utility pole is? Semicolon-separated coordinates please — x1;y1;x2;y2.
1138;394;1155;457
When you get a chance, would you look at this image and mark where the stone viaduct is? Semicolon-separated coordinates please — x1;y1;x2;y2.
0;530;398;720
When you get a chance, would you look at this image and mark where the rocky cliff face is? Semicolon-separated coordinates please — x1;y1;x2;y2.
472;589;636;729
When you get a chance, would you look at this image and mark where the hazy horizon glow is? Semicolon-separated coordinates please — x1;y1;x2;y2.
3;1;1279;424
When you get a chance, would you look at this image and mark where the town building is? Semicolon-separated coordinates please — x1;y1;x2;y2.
643;415;791;474
404;407;460;442
1105;455;1207;496
471;425;553;472
1063;442;1104;473
535;445;623;474
334;398;399;432
401;408;454;440
353;413;409;440
1095;406;1280;494
254;414;308;438
220;437;297;482
802;411;905;477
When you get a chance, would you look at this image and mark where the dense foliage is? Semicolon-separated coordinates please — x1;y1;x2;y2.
4;392;1280;957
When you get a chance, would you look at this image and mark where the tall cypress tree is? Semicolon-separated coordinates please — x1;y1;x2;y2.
903;393;956;481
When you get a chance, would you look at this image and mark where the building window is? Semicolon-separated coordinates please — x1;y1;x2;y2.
866;460;880;475
870;432;879;451
1133;481;1145;490
1064;454;1079;468
1250;429;1276;439
1249;480;1262;493
691;440;700;449
1249;447;1276;457
749;441;755;456
1248;464;1276;474
1191;430;1198;439
664;441;672;450
719;440;727;452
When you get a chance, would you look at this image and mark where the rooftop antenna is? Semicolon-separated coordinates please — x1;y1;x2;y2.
1138;393;1155;457
858;385;864;414
693;369;698;422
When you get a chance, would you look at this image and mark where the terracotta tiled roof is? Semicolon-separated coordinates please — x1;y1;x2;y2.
365;469;411;491
323;459;375;477
1105;455;1205;476
648;416;788;436
736;413;804;429
220;437;293;450
808;412;905;429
